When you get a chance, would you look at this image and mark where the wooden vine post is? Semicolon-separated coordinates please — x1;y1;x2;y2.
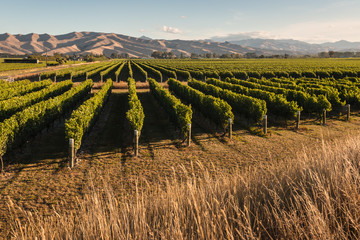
134;130;139;156
346;104;350;121
228;118;233;139
296;110;300;130
323;109;326;125
69;138;75;168
187;123;191;147
263;115;267;134
0;156;4;175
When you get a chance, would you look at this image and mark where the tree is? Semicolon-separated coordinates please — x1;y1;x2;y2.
205;53;212;58
84;54;95;62
152;51;176;59
220;54;231;58
56;57;67;64
190;53;199;59
328;51;335;58
245;52;258;59
151;51;163;59
110;53;118;59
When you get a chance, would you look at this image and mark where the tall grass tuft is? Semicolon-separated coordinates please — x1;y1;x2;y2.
8;136;360;239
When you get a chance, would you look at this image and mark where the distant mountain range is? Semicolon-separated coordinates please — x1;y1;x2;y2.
0;31;360;58
211;34;360;54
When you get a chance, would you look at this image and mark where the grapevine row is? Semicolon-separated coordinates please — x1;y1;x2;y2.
0;79;52;101
206;78;300;118
0;79;31;89
222;78;332;113
126;78;145;134
188;79;266;122
137;62;162;81
65;79;112;151
168;78;233;129
0;80;73;121
148;78;192;136
0;79;93;159
131;61;147;81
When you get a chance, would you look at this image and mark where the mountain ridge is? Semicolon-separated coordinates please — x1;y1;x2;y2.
210;33;360;54
1;31;360;58
0;31;303;57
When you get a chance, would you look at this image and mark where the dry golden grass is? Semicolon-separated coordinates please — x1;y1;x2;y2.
7;134;360;239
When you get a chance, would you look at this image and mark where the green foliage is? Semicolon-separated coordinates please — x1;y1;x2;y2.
0;79;52;101
65;79;111;150
289;71;301;78
115;62;126;77
0;80;73;121
262;71;276;79
131;61;148;81
128;61;133;78
329;70;343;79
168;78;234;129
204;70;220;79
223;77;333;113
206;78;300;118
137;63;162;81
189;70;203;79
40;61;115;80
144;64;177;79
274;71;289;78
188;79;266;122
100;61;123;77
126;78;144;133
0;79;31;89
232;71;248;80
86;62;116;78
247;71;261;79
0;79;93;158
301;71;317;78
316;70;331;78
148;78;192;136
56;57;67;65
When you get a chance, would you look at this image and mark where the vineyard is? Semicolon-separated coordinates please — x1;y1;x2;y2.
1;58;360;238
1;58;360;166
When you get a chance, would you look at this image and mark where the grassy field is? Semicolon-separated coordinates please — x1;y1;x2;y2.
8;134;360;239
1;81;360;238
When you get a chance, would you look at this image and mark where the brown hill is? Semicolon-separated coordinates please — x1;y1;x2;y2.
0;31;290;58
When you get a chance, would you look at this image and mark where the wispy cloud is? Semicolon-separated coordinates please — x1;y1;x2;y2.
162;26;182;34
278;19;360;43
212;31;280;41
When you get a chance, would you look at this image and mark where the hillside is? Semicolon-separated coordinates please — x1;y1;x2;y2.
0;32;295;58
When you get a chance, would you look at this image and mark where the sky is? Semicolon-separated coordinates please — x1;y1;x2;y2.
1;0;360;43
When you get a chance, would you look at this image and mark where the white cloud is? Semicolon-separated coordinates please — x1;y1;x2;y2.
162;26;182;34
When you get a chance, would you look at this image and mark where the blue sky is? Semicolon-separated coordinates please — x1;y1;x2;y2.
1;0;359;43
